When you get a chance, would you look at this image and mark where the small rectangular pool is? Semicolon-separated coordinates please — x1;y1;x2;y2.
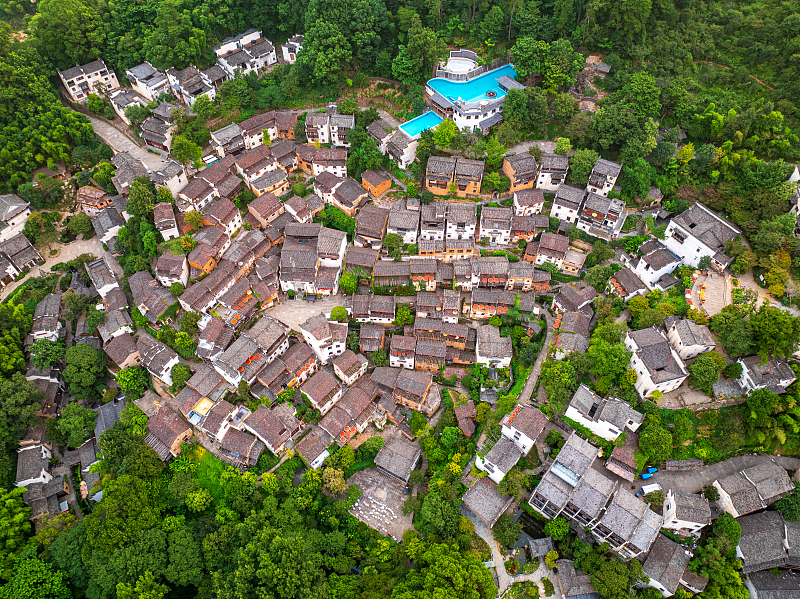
399;111;444;138
427;64;518;104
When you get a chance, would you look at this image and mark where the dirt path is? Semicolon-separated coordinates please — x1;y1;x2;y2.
692;61;776;90
518;311;554;406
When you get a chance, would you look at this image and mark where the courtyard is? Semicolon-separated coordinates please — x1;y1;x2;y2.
348;468;414;540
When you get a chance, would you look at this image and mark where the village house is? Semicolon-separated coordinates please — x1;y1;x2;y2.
475;436;522;484
109;88;147;124
111;152;149;196
625;327;689;398
302;370;343;415
155;253;189;288
166;65;216;107
331;177;370;218
213;29;277;77
737;355;797;394
530;432;661;559
126;61;170;101
476;325;513;368
361;169;392;197
420;202;447;241
196;317;235;361
374;436;422;484
390;335;416;369
359;323;386;354
506;262;551;292
500;404;547;454
128;269;175;321
663;202;741;269
472;255;510;289
549;185;585;224
393;369;439;416
445;203;477;241
312;147;348;178
536;154;569;191
296;426;334;469
642;534;699;598
344;246;379;279
608;267;647;299
414;338;447;373
462;478;514;528
104;332;141;370
154;203;180;241
503;153;539;193
387;129;417;169
662;490;711;536
513;188;545;216
556;560;601;599
299;314;347;364
367;118;395;153
386;203;420;244
577;192;626;241
355;205;390;249
77;186;112;217
623;239;682;290
565;385;645;441
59;59;120;103
524;232;570;269
332;350;369;386
97;308;134;344
664;316;715;360
373;261;410;288
452;158;484;196
203;198;242;237
213;316;290;386
150;158;187;198
85;257;120;299
735;511;800;574
553;283;598;315
478;206;513;244
281;34;303;63
31;294;62;342
284;193;324;224
0;194;31;242
137;332;180;385
251;169;289;197
586;158;622;197
247;192;284;229
426;156;457;196
330;112;355;147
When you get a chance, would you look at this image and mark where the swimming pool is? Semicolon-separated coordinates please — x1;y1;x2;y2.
399;111;444;138
427;64;518;104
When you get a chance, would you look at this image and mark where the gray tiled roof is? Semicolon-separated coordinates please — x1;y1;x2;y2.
554;185;585;210
556;560;599;599
374;436;421;481
482;435;521;472
642;534;690;596
672;202;740;252
462;478;513;527
737;510;790;573
591;158;622;178
749;570;800;599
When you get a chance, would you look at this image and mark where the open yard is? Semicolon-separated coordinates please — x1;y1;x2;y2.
348;468;414;540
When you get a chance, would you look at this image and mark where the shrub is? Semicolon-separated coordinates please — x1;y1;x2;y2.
170;283;185;296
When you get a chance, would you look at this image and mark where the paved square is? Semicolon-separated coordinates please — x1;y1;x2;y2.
349;468;415;540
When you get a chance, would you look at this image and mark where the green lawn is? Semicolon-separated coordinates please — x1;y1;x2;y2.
193;447;227;502
158;237;187;256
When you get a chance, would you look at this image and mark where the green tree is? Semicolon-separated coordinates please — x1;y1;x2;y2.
554;137;572;155
63;344;106;401
142;0;206;69
30;339;66;370
688;353;723;394
58;401;98;449
116;570;167;599
433;119;458;149
552;93;576;124
480;6;505;42
297;21;353;85
171;136;202;168
0;487;31;580
384;233;403;254
183;211;203;232
493;513;522;547
639;423;673;462
0;549;71;599
191;95;217;120
179;312;200;336
338;272;358;295
712;513;742;545
170;364;191;390
68;213;92;236
30;0;106;68
127;178;156;219
749;304;800;360
169;283;184;297
543;516;569;540
391;45;416;85
371;350;388;367
620;72;662;119
331;306;348;322
117;367;149;400
568;149;600;185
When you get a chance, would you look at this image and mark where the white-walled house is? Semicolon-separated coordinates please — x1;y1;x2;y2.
536;154;569;191
662;490;711;536
664;316;715;360
623;239;682;290
301;370;342;415
298;314;347;364
663;202;741;269
476;325;513;368
565;385;644;441
281;35;303;64
332;350;368;386
549;185;584;224
586;158;622;197
15;444;53;487
137;332;180;386
737;355;796;394
0;194;32;242
625;327;688;398
500;404;548;455
513;188;545;216
475;436;522;484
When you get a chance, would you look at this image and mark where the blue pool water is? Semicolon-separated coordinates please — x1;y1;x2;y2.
427;64;518;104
399;111;444;138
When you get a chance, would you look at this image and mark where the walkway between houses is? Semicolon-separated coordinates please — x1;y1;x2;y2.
518;311;555;406
647;454;800;494
462;507;512;594
381;167;407;191
83;114;168;173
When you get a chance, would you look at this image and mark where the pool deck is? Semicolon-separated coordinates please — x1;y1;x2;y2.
399;111;443;139
427;63;517;104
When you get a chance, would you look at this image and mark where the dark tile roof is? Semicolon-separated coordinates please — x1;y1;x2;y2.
672;202;740;252
104;332;138;366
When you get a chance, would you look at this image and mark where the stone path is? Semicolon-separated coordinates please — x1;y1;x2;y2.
506;140;557;156
462;507;512;594
518;311;554;406
737;270;800;316
0;237;109;301
83;114;168;172
647;454;800;494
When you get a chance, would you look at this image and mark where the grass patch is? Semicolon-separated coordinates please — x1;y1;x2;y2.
344;456;376;479
158;237;187;256
192;447;227;502
159;301;180;322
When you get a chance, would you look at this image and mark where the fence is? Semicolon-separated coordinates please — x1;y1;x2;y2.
450;49;479;62
434;58;510;82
